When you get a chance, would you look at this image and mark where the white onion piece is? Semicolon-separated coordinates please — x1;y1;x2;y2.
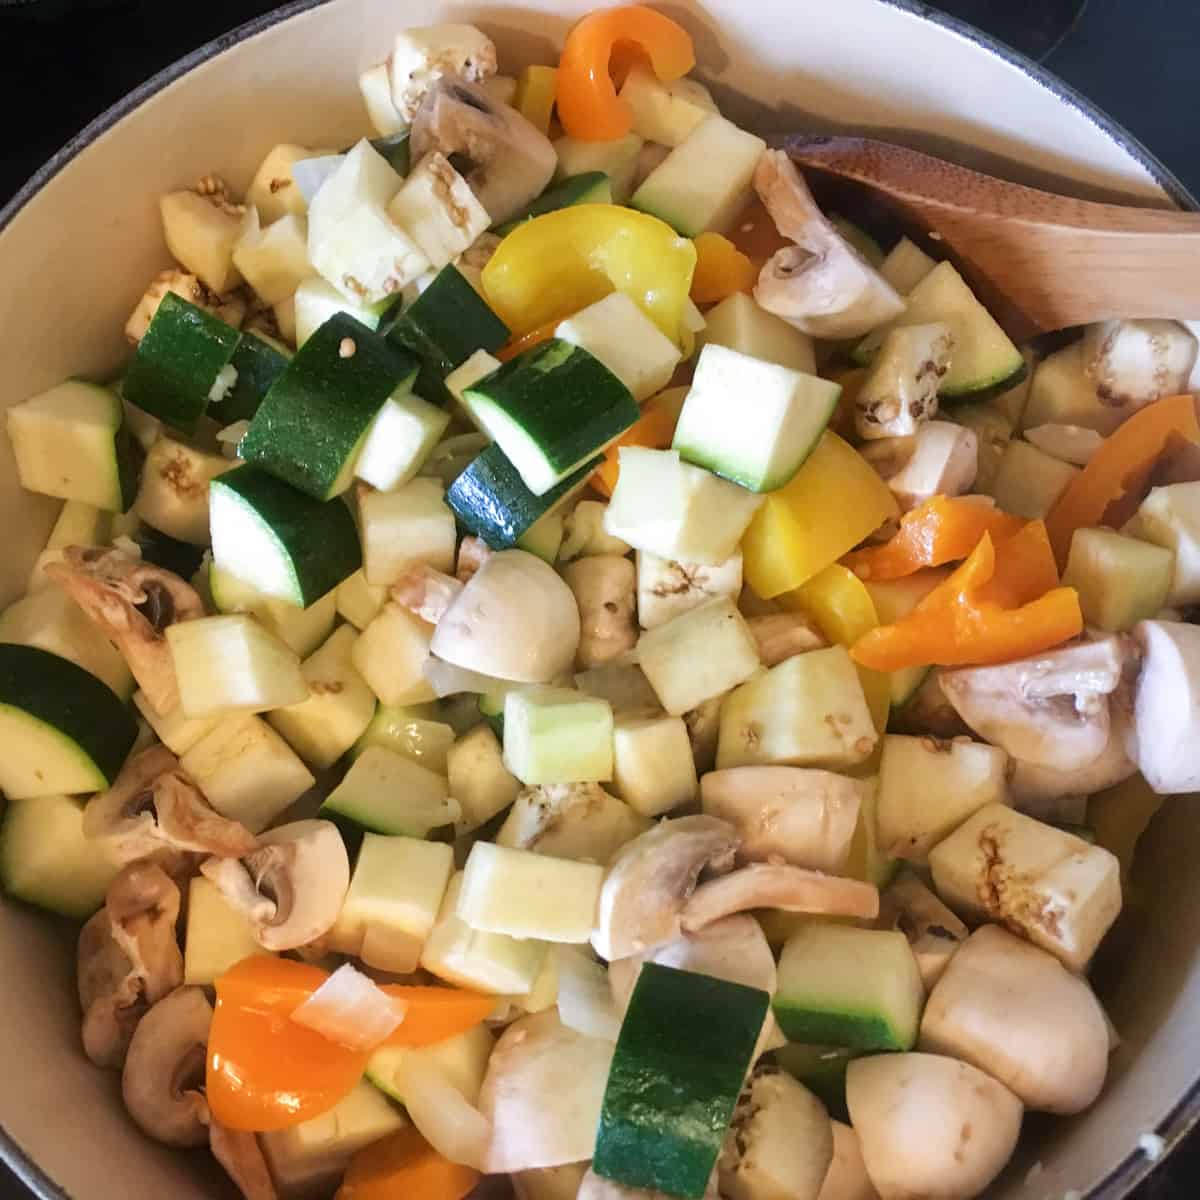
554;948;620;1043
291;154;345;204
1024;424;1105;467
398;1053;492;1170
422;656;505;697
289;963;407;1051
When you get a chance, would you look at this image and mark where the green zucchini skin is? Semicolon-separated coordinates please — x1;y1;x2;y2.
382;265;510;403
240;314;418;499
0;645;138;785
220;331;290;424
494;172;612;235
446;444;600;549
123;293;241;433
594;963;768;1199
211;464;363;605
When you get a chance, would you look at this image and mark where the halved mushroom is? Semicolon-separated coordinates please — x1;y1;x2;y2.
1131;619;1200;793
411;79;557;225
209;1119;279;1200
122;985;212;1147
84;745;257;862
562;556;637;669
752;150;905;340
78;862;187;1068
861;421;978;511
745;612;826;666
938;636;1127;771
389;562;464;624
591;816;738;961
846;1052;1022;1200
431;549;581;683
455;535;492;583
700;767;866;873
200;819;349;951
46;545;205;715
680;864;879;933
919;924;1109;1115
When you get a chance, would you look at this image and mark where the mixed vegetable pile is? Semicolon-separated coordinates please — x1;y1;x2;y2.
5;5;1200;1199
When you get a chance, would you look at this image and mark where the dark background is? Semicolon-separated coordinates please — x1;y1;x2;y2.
0;0;1197;1197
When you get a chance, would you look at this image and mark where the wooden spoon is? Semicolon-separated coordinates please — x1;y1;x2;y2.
783;134;1200;341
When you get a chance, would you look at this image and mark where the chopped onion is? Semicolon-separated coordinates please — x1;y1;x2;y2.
422;655;505;697
207;363;239;405
291;154;345;204
554;947;620;1043
1024;423;1104;467
289;963;407;1051
397;1052;491;1170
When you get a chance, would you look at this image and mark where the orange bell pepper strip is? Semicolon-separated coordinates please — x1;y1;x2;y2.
850;530;1083;672
591;386;687;496
843;495;1025;582
496;315;565;363
974;518;1061;608
556;5;695;141
1045;393;1200;565
336;1126;480;1200
207;958;495;1132
690;233;757;304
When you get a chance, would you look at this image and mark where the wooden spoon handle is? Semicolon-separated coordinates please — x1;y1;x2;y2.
784;135;1200;335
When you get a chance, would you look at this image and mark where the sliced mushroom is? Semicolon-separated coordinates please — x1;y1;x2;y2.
846;1052;1022;1200
456;535;492;583
209;1119;279;1200
919;924;1109;1114
700;767;865;873
1131;619;1200;793
752;150;905;340
497;782;650;865
84;745;257;862
77;911;143;1069
938;636;1127;771
431;549;581;683
389;562;464;624
563;555;637;669
861;421;978;510
200;819;349;951
746;612;826;666
46;546;205;715
591;816;738;961
877;871;967;990
680;864;879;933
411;79;556;225
122;985;213;1147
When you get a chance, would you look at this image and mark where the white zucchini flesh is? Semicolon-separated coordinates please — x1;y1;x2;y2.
132;690;219;756
323;746;458;837
611;714;698;817
359;64;407;136
700;291;816;375
637;596;761;716
421;872;549;994
184;876;273;986
987;438;1079;520
135;436;229;545
354;390;451;492
266;625;376;769
360;477;457;582
553;133;645;205
448;724;522;833
209;565;337;658
366;1023;496;1107
293;276;387;347
167;614;308;719
502;688;615;786
457;842;604;943
1021;342;1124;434
335;568;387;630
1127;481;1200;605
618;63;718;147
878;236;937;295
232;210;313;306
180;714;315;833
352;603;437;707
352;705;456;772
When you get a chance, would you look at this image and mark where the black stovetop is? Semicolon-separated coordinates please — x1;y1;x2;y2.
0;1;1197;1197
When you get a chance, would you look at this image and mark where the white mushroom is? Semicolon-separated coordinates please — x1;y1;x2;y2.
861;421;978;510
681;864;879;933
200;819;349;951
719;1069;834;1200
919;924;1109;1114
481;1010;614;1174
389;562;464;624
700;766;866;872
84;745;257;862
745;612;826;666
846;1052;1023;1200
752;151;905;339
121;985;213;1147
497;782;650;865
938;636;1127;771
47;546;206;715
877;871;968;989
431;549;581;683
562;555;638;669
1131;619;1200;792
411;79;556;225
816;1122;879;1200
456;534;492;583
591;816;738;961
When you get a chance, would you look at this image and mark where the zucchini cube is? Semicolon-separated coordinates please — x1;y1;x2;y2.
502;687;615;785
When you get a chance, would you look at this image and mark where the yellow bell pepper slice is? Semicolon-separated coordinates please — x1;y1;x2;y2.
741;432;900;600
781;564;890;734
482;204;697;348
513;66;558;135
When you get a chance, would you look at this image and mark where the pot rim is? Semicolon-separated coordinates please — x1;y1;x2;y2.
0;1;1195;1197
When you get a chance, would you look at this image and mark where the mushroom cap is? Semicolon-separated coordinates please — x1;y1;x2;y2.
681;863;879;933
202;819;349;952
122;985;213;1147
846;1052;1022;1200
591;815;738;962
919;924;1109;1114
431;550;581;684
77;910;143;1069
1132;619;1200;793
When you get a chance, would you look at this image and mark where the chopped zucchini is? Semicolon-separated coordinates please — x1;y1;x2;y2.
209;563;337;658
495;172;613;236
132;690;219;756
612;714;698;817
618;64;717;146
352;603;437;708
843;777;895;889
448;725;521;833
554;133;644;205
987;438;1079;519
1063;527;1174;631
700;292;816;375
352;704;455;772
335;568;386;630
293;277;389;348
502;687;615;785
878;236;936;295
233;210;313;306
367;1023;495;1107
360;477;457;583
321;746;456;836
